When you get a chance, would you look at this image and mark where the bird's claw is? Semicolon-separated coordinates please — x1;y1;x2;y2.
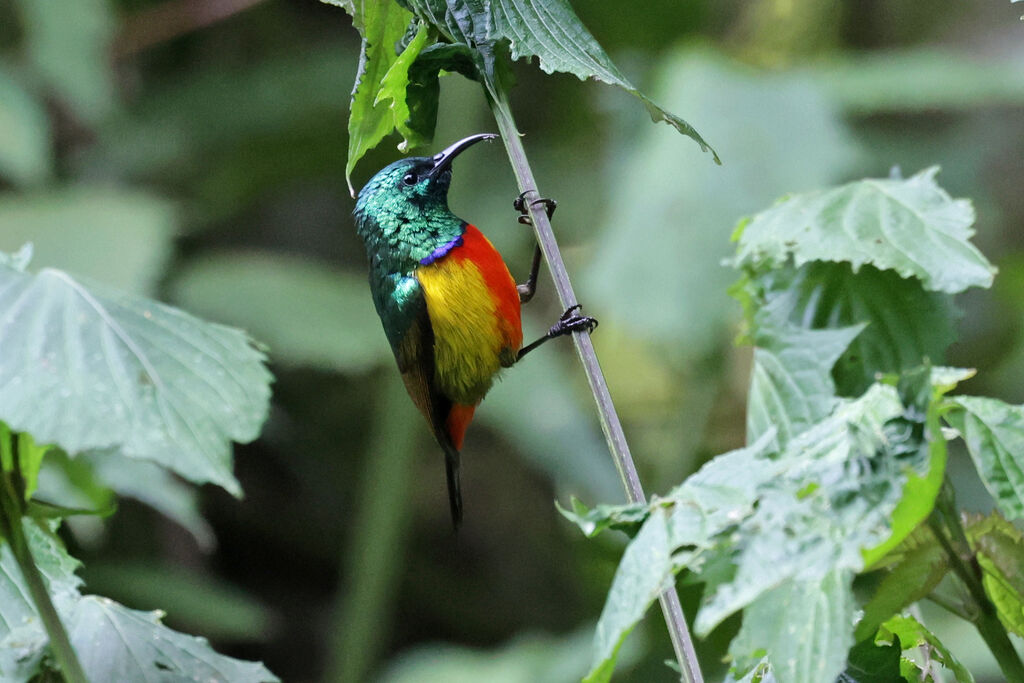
549;304;598;337
514;190;557;225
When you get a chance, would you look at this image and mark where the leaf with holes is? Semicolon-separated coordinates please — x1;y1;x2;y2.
0;249;271;495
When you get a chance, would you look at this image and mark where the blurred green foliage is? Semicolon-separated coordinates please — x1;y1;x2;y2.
1;0;1023;681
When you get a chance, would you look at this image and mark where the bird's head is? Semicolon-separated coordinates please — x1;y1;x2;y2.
354;133;497;234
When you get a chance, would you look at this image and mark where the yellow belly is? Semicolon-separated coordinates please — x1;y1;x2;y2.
417;256;510;404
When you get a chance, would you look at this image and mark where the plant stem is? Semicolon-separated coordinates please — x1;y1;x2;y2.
488;87;704;683
0;432;88;683
930;485;1024;682
326;374;420;683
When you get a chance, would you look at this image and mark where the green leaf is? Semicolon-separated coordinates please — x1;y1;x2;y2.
758;264;958;398
966;513;1024;636
732;167;995;294
557;497;649;539
583;508;672;683
838;636;907;683
344;1;415;194
0;522;277;681
13;0;115;122
695;385;907;634
0;521;81;680
855;529;947;641
399;42;481;151
486;0;717;160
728;570;855;683
744;275;865;445
0;187;177;295
947;396;1024;519
376;24;434;151
0;66;51;186
876;614;974;683
0;252;272;496
399;0;716;159
858;367;969;567
170;251;389;373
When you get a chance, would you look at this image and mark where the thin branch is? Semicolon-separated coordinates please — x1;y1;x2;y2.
487;87;704;683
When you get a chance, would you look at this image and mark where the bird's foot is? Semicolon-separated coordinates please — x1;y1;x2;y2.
514;190;557;225
549;305;598;338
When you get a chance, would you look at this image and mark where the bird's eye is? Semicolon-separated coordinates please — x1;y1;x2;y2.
402;171;418;186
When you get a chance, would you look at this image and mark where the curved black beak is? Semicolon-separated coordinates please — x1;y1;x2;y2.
428;133;498;177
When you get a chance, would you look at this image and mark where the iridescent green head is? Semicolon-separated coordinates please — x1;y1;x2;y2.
353;134;497;271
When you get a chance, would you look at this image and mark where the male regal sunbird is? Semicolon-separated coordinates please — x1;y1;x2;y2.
353;133;596;527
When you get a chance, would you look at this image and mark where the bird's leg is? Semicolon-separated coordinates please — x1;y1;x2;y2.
516;305;598;362
514;190;556;304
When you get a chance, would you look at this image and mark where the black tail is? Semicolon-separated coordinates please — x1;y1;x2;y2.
443;444;463;528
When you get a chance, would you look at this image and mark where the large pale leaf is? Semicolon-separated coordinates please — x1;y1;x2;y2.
0;66;50;187
0;187;176;295
947;396;1024;519
14;0;114;123
0;522;277;681
732;167;995;294
0;252;271;495
728;570;855;683
170;251;387;373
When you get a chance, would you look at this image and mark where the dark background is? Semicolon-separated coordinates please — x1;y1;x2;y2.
1;0;1022;680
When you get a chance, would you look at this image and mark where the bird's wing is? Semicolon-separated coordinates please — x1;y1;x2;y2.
371;272;452;443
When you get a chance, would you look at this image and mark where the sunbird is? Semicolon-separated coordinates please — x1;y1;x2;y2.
353;133;596;526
